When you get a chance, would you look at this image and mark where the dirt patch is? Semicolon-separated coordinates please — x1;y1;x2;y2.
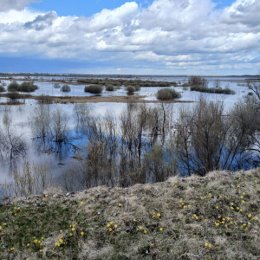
0;93;194;104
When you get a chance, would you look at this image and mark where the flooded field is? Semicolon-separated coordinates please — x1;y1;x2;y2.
0;74;259;198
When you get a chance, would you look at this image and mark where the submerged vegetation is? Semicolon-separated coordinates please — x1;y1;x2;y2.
0;169;259;260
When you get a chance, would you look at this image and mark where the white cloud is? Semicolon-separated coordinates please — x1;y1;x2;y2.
0;0;259;74
0;0;36;12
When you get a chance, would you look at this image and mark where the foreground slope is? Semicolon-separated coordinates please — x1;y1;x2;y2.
0;169;259;260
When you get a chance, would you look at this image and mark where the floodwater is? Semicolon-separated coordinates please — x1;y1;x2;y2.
0;75;257;196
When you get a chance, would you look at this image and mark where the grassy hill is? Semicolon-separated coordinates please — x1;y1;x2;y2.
0;169;259;260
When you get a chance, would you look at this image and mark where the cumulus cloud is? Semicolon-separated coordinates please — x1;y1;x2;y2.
0;0;35;11
0;0;259;74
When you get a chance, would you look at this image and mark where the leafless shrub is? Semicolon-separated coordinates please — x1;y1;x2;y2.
31;104;51;140
188;76;208;87
73;103;91;131
175;98;259;176
0;111;26;160
5;161;52;197
51;108;69;143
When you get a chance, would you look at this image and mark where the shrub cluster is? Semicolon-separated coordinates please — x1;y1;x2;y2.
8;81;38;92
125;85;141;95
0;85;6;92
78;78;176;87
5;92;21;101
84;85;103;94
106;85;115;91
188;76;208;87
54;83;61;89
157;88;181;100
7;81;20;92
19;82;38;92
126;86;135;95
190;85;235;95
61;85;71;92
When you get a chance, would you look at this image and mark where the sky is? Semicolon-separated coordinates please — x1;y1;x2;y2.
0;0;259;75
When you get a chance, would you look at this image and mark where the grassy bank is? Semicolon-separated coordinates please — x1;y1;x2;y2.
0;169;259;260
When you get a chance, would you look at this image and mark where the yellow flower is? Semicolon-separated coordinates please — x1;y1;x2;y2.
247;214;252;218
204;242;213;249
143;230;148;234
80;231;85;237
159;227;164;232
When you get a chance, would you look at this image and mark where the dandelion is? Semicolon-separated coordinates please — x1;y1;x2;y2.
150;211;161;220
106;221;118;232
192;214;199;220
55;242;61;248
204;242;213;249
55;237;65;248
214;221;220;227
